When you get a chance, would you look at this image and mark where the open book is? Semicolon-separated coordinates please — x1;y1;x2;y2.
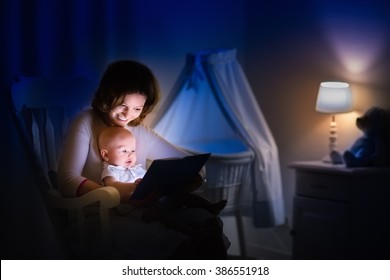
130;153;211;202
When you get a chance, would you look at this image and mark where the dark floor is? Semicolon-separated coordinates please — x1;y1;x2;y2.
222;216;292;260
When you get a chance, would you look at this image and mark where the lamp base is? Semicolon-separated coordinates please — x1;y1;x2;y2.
321;151;344;165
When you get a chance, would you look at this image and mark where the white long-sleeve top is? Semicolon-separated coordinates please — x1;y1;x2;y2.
57;109;189;197
101;162;146;184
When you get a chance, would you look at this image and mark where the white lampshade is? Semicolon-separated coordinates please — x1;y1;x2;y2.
315;81;353;113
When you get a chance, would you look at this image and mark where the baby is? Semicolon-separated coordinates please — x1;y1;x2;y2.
99;126;145;191
98;126;226;237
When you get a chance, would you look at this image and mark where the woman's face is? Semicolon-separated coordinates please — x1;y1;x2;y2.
108;93;146;127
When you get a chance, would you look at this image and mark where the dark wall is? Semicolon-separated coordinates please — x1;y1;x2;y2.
242;0;390;222
1;0;389;258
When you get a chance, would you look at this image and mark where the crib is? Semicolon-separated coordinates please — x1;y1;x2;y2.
153;48;285;257
182;139;254;257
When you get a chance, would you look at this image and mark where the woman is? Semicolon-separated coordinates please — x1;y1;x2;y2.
57;60;229;259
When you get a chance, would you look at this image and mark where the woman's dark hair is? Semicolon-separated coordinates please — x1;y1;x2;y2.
92;60;160;126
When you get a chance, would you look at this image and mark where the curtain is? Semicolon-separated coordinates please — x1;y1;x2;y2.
152;48;285;227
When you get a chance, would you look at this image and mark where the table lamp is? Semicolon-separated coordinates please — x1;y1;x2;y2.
315;81;353;164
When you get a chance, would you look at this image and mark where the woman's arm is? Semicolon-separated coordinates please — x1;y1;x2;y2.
134;125;190;162
57;111;104;197
76;179;104;195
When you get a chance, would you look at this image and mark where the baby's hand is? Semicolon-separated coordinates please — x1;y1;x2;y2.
121;181;141;202
134;178;142;185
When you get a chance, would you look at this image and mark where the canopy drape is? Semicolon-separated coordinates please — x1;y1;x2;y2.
151;48;285;227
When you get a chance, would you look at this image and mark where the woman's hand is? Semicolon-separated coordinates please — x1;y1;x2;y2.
184;173;204;192
120;182;140;202
129;189;161;207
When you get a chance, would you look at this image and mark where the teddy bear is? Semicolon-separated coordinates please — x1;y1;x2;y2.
343;106;390;167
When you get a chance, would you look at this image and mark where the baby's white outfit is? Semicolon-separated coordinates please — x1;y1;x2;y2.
101;161;146;183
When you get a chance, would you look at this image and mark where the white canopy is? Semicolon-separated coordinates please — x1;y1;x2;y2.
151;48;284;227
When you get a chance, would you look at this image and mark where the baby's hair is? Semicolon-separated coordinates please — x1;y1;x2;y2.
98;126;134;152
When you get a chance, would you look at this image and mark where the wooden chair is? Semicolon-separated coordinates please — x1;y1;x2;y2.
8;76;121;258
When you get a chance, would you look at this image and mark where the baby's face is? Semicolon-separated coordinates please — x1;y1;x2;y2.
105;135;137;168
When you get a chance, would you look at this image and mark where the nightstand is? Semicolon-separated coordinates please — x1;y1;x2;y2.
289;161;390;259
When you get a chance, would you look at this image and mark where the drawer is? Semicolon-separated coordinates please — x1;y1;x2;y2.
295;171;356;201
292;196;349;259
